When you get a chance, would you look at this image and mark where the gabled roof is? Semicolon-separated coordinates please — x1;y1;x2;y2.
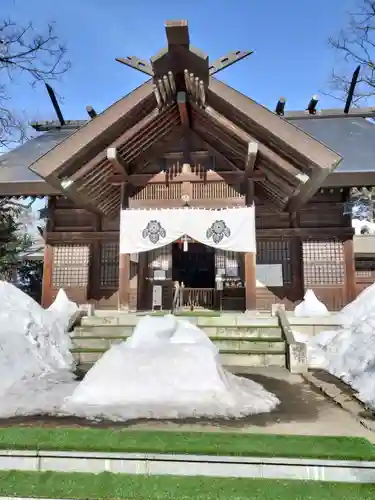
14;21;340;217
290;117;375;187
0;129;76;195
6;21;375;205
2;105;375;200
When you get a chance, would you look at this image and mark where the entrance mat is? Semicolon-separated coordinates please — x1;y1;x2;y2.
0;428;374;461
1;471;374;499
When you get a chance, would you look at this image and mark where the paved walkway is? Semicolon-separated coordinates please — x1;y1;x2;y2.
123;367;375;443
3;367;374;443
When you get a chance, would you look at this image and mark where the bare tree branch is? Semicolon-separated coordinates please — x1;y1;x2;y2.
0;18;70;148
327;0;375;104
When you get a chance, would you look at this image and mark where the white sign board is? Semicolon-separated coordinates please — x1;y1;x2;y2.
152;285;163;308
256;264;283;288
154;270;166;280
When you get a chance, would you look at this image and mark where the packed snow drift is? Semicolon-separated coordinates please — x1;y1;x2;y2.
294;289;330;317
295;283;375;409
63;315;280;420
0;282;78;418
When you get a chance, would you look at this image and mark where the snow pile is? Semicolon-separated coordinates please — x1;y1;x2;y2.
294;289;330;317
300;283;375;408
352;218;375;235
63;315;279;421
48;288;81;331
0;282;78;417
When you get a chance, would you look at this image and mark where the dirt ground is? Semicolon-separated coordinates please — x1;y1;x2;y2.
1;367;375;443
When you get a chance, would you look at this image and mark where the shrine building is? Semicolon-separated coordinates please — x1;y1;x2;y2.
1;20;375;312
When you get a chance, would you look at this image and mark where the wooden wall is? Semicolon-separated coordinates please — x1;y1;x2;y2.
42;184;356;312
255;188;355;311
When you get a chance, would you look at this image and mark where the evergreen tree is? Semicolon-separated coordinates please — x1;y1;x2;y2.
0;200;32;280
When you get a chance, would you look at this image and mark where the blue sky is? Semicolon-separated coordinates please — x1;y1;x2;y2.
4;0;359;123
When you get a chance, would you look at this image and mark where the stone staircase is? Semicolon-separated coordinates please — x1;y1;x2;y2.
71;314;286;372
71;312;343;373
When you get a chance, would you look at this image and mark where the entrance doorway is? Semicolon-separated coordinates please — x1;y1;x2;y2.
172;242;215;288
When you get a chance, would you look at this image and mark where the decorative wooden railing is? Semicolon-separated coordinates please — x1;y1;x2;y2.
182;287;215;309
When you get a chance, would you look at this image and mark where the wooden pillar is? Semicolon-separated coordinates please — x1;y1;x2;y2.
137;251;148;310
289;212;304;302
343;237;357;304
244;252;256;310
244;179;256;310
118;184;130;311
89;214;101;300
41;196;55;307
41;244;53;307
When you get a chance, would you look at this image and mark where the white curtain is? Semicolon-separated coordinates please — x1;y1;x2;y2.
120;206;256;254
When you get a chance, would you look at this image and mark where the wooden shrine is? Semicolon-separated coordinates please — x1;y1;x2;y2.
1;20;375;312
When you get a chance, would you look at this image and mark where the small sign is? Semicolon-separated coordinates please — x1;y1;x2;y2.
154;270;166;280
152;285;162;308
161;260;169;271
256;264;283;287
130;253;139;263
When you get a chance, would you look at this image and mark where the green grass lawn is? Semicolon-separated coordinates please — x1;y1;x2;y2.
1;471;374;499
0;427;374;461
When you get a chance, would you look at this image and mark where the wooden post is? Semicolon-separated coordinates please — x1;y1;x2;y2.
41;244;53;307
244;252;256;311
343;237;357;304
118;183;130;311
41;196;55;307
243;179;256;311
289;212;304;303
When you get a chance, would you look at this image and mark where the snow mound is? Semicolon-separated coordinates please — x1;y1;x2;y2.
63;315;279;421
0;281;77;405
303;281;375;408
337;282;375;328
294;289;330;317
48;288;81;331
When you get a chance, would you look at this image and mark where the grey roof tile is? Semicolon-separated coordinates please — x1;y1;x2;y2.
1;115;375;189
289;117;375;173
0;128;77;184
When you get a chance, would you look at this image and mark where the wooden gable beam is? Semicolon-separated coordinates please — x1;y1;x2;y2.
45;83;65;126
208;77;342;172
107;148;128;180
86;106;97;119
115;56;154;76
197;104;303;184
69;107;161;183
29;80;155;180
245;142;258;177
109;170;265;186
209;51;253;76
189;129;239;171
165;20;190;47
177;91;190;127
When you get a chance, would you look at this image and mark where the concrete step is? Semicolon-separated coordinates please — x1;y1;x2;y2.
73;313;286;372
80;315;279;328
71;336;286;353
73;349;286;371
73;325;283;339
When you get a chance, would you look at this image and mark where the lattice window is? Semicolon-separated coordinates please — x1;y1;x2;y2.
355;259;375;279
99;242;119;288
148;244;172;279
52;245;90;288
215;250;243;280
302;240;344;286
256;239;292;285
